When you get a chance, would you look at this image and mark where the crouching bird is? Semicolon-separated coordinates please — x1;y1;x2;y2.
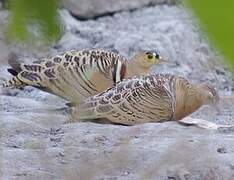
70;74;219;125
3;49;166;105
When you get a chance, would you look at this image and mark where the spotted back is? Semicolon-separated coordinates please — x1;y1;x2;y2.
76;74;175;125
6;49;128;104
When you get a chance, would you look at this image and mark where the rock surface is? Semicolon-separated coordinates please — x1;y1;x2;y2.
0;3;234;180
61;0;176;19
1;104;234;180
57;7;233;93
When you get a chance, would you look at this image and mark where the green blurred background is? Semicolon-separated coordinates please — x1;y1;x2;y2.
5;0;234;68
187;0;234;69
6;0;60;42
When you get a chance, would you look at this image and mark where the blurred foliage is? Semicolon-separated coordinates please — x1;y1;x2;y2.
186;0;234;69
4;0;234;69
6;0;61;43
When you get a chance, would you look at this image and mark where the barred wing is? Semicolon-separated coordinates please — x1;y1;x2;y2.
74;75;174;125
5;49;126;104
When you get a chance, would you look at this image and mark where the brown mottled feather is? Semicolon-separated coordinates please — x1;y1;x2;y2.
71;74;219;125
3;49;127;104
3;49;165;105
71;74;175;125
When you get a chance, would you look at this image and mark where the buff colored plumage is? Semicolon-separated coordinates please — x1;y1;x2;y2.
70;74;219;125
3;49;166;104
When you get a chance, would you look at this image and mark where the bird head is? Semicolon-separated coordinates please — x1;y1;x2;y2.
198;83;219;108
132;51;168;68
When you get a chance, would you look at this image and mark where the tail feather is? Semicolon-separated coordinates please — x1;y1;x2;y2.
2;55;25;88
8;54;22;73
2;76;25;88
7;68;19;76
70;103;99;122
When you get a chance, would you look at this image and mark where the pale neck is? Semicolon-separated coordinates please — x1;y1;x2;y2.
125;60;150;79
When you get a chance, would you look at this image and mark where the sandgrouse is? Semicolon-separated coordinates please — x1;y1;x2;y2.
3;49;166;105
70;73;219;125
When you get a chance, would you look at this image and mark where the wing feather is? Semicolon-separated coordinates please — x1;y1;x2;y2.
5;49;126;104
72;75;174;125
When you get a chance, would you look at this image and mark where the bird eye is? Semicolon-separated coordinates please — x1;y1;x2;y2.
147;54;154;59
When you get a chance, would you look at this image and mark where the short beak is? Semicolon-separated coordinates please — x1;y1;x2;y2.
158;57;169;64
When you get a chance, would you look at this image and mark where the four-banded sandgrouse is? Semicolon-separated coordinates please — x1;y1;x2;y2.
3;49;166;105
70;74;219;125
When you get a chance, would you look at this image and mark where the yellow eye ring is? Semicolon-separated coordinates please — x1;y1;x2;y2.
147;54;154;59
